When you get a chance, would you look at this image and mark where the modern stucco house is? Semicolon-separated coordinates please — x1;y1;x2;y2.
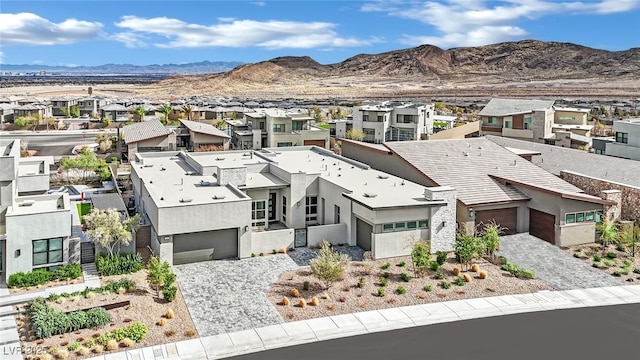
122;120;176;162
130;146;456;265
1;139;74;282
603;118;640;161
175;119;231;151
351;102;435;143
341;138;618;247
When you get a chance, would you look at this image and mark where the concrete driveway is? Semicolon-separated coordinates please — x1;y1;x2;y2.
497;233;624;290
173;255;299;336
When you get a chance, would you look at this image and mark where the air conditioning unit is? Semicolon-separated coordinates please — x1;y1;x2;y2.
179;198;193;203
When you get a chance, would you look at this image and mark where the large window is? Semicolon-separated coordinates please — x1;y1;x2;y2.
377;115;384;122
252;200;266;227
33;238;63;267
616;132;628;144
566;210;602;224
488;116;497;124
558;116;576;122
305;196;318;223
382;220;428;232
273;124;285;133
396;115;416;123
292;121;304;131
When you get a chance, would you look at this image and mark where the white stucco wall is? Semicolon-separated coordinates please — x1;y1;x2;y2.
251;228;294;254
307;223;348;247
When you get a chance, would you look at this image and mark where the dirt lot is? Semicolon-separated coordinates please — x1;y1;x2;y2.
16;270;196;359
267;254;551;322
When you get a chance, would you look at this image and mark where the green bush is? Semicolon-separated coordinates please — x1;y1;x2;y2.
498;256;508;265
162;286;177;302
592;263;600;268
303;281;310;291
381;262;391;270
103;278;136;293
616;244;626;252
454;276;465;286
633;268;640;275
396;261;406;267
376;288;386;297
423;284;433;292
27;298;111;339
433;269;444;280
395;286;406;295
68;341;81;351
592;254;602;262
85;339;95;348
96;322;148;344
501;263;520;276
623;259;633;267
606;252;618;259
96;253;143;276
603;259;615;267
429;261;440;271
436;251;448;266
518;269;535;279
7;263;83;288
381;272;391;279
379;277;388;287
439;281;452;289
357;277;366;289
400;272;411;282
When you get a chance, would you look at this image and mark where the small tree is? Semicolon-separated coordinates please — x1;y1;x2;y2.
346;128;365;141
480;221;503;263
147;256;171;298
410;239;431;277
310;241;349;289
455;234;485;271
83;209;140;258
181;104;193;120
597;218;619;252
96;132;113;152
308;105;323;122
620;222;640;257
132;106;146;122
158;104;172;124
69;104;80;118
14;116;29;129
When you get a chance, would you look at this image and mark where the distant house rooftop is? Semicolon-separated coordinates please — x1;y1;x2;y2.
478;98;555;117
123;120;172;144
180;119;230;138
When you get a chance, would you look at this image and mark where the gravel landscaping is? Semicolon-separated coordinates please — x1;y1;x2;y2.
267;253;551;322
568;243;640;283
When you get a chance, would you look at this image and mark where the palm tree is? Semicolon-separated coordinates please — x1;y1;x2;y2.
181;104;193;121
132;106;146;122
158;104;172;124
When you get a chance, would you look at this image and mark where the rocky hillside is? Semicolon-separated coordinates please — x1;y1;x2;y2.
151;40;640;95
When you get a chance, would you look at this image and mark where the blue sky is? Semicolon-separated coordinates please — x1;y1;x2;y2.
1;0;639;66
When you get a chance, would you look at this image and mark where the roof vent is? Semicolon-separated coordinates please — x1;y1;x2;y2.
19;200;36;206
185;171;195;175
463;152;469;157
144;164;154;167
212;195;226;200
170;156;179;160
215;157;225;161
179;198;193;203
200;180;212;186
377;174;389;179
363;192;377;198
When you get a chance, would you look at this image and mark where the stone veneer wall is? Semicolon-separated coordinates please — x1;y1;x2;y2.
560;170;640;221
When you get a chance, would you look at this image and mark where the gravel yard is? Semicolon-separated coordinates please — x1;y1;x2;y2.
568;243;640;284
267;253;551;322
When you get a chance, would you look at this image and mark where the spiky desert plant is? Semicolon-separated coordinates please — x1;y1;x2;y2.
453;267;461;276
321;292;330;299
281;296;291;306
77;347;90;356
290;288;300;298
166;309;175;319
92;345;104;354
471;264;480;272
121;338;135;348
106;340;119;351
298;298;307;308
280;247;287;254
478;270;488;279
157;318;167;326
53;349;69;359
185;329;196;337
463;273;473;282
310;297;320;306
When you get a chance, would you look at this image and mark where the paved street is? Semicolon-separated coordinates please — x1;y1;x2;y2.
173;255;300;336
227;303;640;360
497;234;623;290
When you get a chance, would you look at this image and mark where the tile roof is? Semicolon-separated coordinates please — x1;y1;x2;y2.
179;120;230;138
486;136;640;188
384;138;587;206
101;103;128;111
123;120;172;144
478;98;555;117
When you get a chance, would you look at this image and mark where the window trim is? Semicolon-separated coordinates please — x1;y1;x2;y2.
565;210;601;224
381;220;428;233
305;196;318;224
251;200;267;228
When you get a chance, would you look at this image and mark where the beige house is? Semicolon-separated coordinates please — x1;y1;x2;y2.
15;103;53;121
342;138;617;247
177;120;231;151
122;120;176;161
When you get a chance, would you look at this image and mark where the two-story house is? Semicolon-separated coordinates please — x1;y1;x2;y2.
352;102;435;143
604;118;640;160
77;97;110;117
479;98;555;141
49;96;80;117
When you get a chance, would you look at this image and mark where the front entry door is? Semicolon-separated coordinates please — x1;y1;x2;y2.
268;192;276;221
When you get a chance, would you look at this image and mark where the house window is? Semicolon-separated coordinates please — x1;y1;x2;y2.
616;132;628;144
418;220;429;229
488;117;497;124
33;238;63;267
576;212;584;222
504;120;513;129
383;224;394;232
397;115;416;123
363;114;369;121
376;115;382;122
395;222;406;231
273;124;285;133
566;211;599;224
305;196;318;223
259;121;265;130
251;200;266;227
292;121;303;131
407;221;417;229
524;117;532;130
381;220;428;232
596;210;603;223
558;116;576;122
364;129;375;136
585;211;594;222
282;196;287;222
566;213;576;224
277;142;292;147
334;205;340;224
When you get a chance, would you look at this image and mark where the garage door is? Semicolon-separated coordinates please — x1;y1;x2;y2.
356;218;373;251
304;139;326;148
475;208;517;235
529;209;556;245
173;228;238;264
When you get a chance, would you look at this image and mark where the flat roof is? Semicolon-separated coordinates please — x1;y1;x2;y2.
7;194;69;216
0;139;18;157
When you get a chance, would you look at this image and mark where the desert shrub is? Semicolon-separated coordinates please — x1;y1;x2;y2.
103;278;136;293
357;277;366;288
395;286;406;295
498;256;508;265
157;318;167;326
77;346;90;356
454;276;465;286
623;259;633;267
8;263;82;288
105;340;118;351
67;342;81;352
185;329;197;337
27;298;111;339
162;286;177;302
518;269;535;279
279;247;287;254
84;339;95;348
96;253;143;276
423;284;433;292
121;338;135;348
616;244;626;252
310;241;349;289
436;251;448;266
97;322;148;344
298;299;307;308
478;270;488;279
379;278;388;287
303;281;310;291
400;272;411;282
281;296;291;306
452;267;461;276
463;273;472;282
376;288;386;297
290;288;300;298
92;345;104;354
52;348;69;359
633;268;640;274
381;272;391;279
429;261;440;271
593;254;602;262
397;261;406;267
592;263;600;268
310;297;320;306
501;263;520;276
166;309;175;319
381;262;391;270
165;330;176;337
251;253;256;257
439;281;452;289
470;264;480;273
573;253;581;258
606;252;618;259
433;269;444;280
52;264;82;281
603;259;615;267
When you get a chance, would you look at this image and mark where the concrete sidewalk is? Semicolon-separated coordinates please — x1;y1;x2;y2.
84;284;640;360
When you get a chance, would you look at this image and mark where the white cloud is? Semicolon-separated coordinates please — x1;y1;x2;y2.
250;1;266;6
114;16;377;49
363;0;640;48
0;13;103;45
110;32;149;48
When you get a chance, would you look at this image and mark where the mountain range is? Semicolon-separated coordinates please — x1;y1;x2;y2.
0;60;244;75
